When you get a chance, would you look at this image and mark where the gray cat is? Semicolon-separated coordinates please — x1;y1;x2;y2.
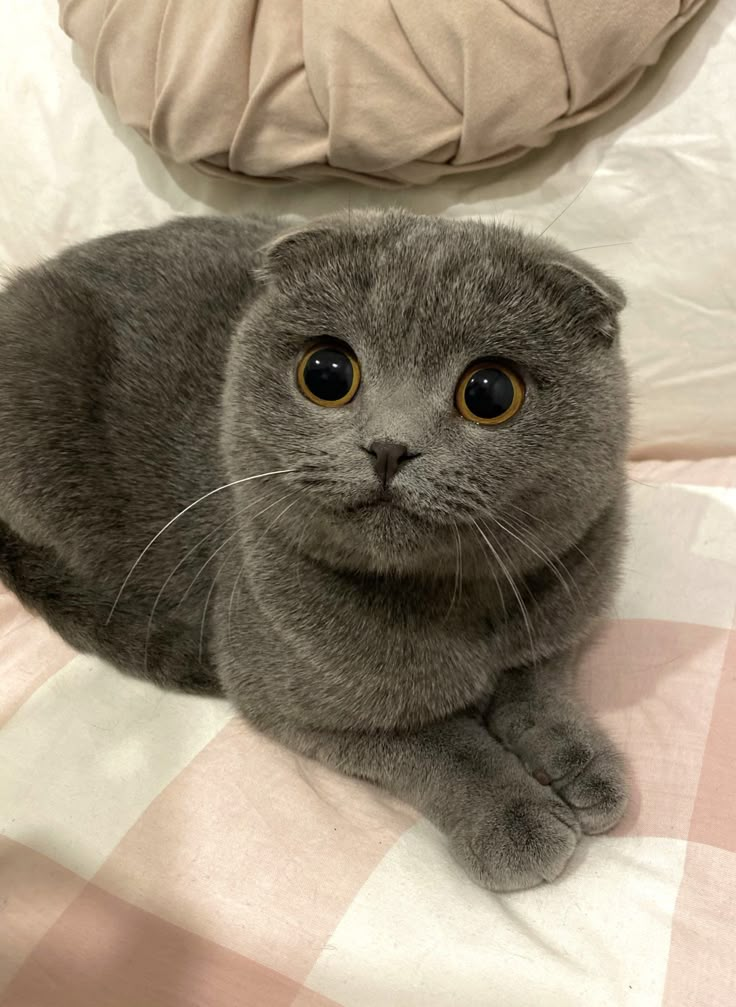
0;209;629;891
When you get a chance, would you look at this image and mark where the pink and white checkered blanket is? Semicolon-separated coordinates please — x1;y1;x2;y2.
2;457;734;1006
3;1;736;1001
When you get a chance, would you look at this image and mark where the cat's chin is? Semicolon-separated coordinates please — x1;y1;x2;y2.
293;484;457;573
318;496;455;574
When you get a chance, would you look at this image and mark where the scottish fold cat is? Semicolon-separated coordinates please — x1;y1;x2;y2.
0;210;628;890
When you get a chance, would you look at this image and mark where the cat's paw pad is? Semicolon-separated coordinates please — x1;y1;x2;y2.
451;787;581;892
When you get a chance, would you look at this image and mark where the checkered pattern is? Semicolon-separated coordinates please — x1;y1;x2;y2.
2;457;734;1006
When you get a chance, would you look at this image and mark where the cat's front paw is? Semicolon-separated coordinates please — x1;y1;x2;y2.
450;785;581;892
489;701;628;835
554;747;627;835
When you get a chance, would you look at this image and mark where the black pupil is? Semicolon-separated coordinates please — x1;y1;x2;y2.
304;348;354;402
464;368;515;419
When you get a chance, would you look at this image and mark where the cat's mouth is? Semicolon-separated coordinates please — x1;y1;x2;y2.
343;492;398;514
340;491;437;530
338;482;419;518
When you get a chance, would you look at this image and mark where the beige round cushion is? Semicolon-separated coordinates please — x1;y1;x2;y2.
60;1;706;187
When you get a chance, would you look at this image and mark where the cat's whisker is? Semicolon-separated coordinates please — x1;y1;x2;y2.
198;539;240;662
472;518;537;667
454;522;463;608
518;520;585;606
294;514;312;600
570;241;632;253
143;485;274;637
226;561;247;655
527;548;583;608
504;499;600;574
488;512;580;606
538;173;594;237
442;522;463;622
468;521;508;624
142;518;236;676
141;483;289;674
227;493;303;650
177;484;288;609
626;473;658;488
107;468;296;623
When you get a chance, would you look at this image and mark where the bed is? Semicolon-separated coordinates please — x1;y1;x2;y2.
1;2;735;1004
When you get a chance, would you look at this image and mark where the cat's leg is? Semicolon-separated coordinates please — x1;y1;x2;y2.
0;520;221;696
262;713;581;891
486;651;627;834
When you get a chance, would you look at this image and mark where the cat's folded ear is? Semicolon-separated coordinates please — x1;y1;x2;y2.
257;210;381;286
543;254;626;345
254;218;342;291
257;218;337;279
256;209;395;287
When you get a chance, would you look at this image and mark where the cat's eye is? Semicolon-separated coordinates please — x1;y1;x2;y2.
297;344;361;408
455;363;525;425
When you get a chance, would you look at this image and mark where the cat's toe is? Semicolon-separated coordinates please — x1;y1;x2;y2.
489;705;628;836
554;749;628;835
450;787;581;892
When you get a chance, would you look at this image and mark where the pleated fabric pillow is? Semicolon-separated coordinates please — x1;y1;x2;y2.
60;0;706;186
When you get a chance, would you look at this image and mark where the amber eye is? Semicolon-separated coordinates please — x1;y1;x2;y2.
297;344;361;408
456;363;525;425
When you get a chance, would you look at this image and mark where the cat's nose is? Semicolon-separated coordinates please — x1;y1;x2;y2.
366;441;415;489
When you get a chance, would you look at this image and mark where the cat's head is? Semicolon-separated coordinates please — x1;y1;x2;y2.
224;209;629;575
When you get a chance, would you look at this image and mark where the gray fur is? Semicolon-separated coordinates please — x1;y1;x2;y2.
0;210;629;891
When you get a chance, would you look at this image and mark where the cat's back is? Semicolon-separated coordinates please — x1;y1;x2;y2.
0;214;279;553
0;214;276;376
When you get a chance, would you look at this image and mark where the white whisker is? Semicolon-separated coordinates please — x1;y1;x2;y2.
226;561;247;654
443;522;463;622
177;487;290;608
227;494;303;649
469;522;508;624
294;514;312;599
198;540;240;662
538;174;594;237
509;514;585;606
106;468;295;623
488;512;578;605
142;487;277;670
472;517;537;666
505;499;599;574
141;485;293;673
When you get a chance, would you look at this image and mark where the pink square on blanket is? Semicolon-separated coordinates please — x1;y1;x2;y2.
0;838;87;992
580;619;732;841
688;627;736;853
89;717;416;984
1;879;339;1007
0;590;75;724
663;844;736;1006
